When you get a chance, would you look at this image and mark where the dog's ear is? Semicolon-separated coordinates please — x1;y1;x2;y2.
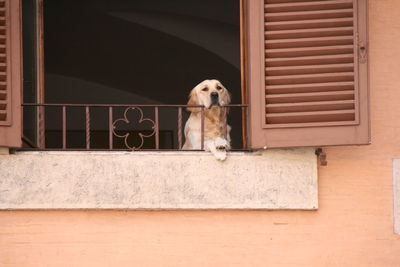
220;85;231;115
224;90;231;105
187;88;201;113
216;81;231;106
221;86;231;105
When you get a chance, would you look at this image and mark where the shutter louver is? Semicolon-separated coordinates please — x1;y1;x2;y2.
0;0;8;125
0;0;22;148
264;0;357;127
247;0;369;148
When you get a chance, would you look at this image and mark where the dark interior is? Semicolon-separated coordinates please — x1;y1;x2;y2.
24;0;242;149
22;0;38;146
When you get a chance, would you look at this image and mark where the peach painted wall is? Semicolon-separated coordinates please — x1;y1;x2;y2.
1;0;400;266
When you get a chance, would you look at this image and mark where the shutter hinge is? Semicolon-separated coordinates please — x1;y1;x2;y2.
315;148;327;166
358;41;368;64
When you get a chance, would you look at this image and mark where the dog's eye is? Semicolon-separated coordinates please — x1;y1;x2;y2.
217;86;222;90
202;87;209;92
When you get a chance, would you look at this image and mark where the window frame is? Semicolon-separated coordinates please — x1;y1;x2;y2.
20;0;250;151
1;0;370;150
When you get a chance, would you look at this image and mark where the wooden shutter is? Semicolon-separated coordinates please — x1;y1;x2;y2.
246;0;369;149
0;0;22;147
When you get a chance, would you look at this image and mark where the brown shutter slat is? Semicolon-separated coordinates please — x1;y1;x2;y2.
265;17;353;30
266;26;354;39
266;109;355;124
265;0;353;13
266;90;355;104
266;54;354;67
247;0;369;148
266;0;343;3
266;72;355;85
0;109;5;120
0;0;22;147
266;45;354;57
265;9;353;22
266;63;354;76
266;81;355;94
265;36;353;49
266;100;355;113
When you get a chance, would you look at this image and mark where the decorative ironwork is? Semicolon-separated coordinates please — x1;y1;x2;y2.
112;107;156;150
21;103;248;151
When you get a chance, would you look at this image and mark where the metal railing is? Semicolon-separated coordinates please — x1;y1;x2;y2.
22;103;249;151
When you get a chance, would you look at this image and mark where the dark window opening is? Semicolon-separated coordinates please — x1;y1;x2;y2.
22;0;39;147
23;0;243;150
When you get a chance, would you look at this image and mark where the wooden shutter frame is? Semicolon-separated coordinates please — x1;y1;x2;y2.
246;0;369;149
0;0;22;147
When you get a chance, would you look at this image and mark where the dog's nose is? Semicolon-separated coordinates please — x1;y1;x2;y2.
211;92;219;98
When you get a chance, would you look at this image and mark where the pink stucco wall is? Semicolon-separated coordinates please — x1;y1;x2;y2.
1;0;400;266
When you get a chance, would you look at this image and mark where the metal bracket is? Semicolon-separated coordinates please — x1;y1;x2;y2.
315;148;327;166
358;41;368;64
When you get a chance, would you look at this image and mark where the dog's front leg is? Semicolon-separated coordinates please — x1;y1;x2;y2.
186;131;202;150
205;138;228;161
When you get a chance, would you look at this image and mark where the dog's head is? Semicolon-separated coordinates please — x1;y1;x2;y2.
187;79;231;112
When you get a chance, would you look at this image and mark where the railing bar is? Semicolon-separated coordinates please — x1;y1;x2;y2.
17;148;253;152
224;106;228;140
177;107;183;149
155;107;159;149
22;136;37;148
22;104;250;151
243;106;248;150
109;106;113;150
38;105;45;149
62;105;67;149
201;107;204;151
22;103;248;108
85;106;90;149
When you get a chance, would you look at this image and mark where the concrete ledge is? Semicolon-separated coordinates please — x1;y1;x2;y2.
0;149;318;210
0;147;9;155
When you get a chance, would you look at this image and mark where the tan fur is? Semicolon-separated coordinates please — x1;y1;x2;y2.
183;79;231;160
187;90;200;113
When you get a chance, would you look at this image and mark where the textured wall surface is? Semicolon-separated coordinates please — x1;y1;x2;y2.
0;149;317;210
1;1;400;267
394;159;400;234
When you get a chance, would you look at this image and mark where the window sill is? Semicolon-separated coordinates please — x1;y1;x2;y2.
0;148;318;210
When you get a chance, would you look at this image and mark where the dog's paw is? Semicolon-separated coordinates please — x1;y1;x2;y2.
213;137;229;161
204;138;229;161
213;150;227;161
214;137;229;150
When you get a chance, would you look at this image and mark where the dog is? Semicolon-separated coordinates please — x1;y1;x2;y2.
182;79;231;161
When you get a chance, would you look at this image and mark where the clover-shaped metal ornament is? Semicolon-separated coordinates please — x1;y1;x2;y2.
112;107;156;150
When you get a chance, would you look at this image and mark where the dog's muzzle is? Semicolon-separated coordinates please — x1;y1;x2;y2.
211;92;219;106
